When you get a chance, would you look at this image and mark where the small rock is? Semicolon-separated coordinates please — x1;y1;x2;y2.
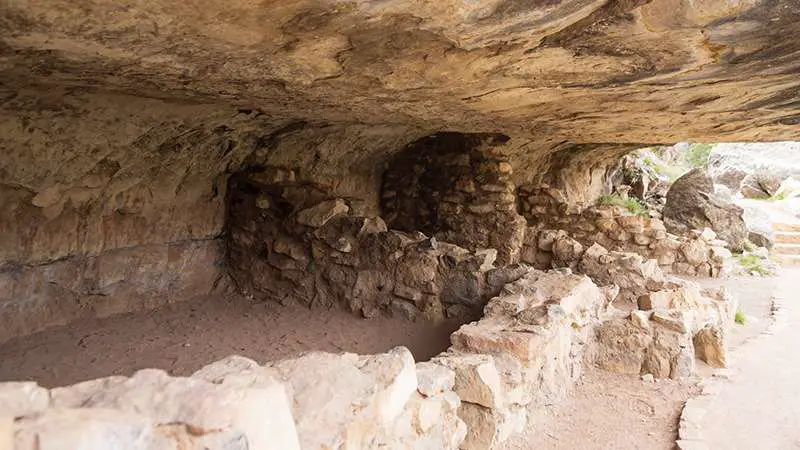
641;373;655;383
432;354;504;409
415;362;456;397
296;199;349;227
630;310;651;329
651;311;688;334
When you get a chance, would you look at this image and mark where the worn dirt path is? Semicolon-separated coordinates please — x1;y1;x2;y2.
703;267;800;450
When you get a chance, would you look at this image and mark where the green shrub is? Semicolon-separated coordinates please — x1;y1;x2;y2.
598;194;649;217
768;192;787;202
735;310;747;325
685;143;714;168
734;253;774;276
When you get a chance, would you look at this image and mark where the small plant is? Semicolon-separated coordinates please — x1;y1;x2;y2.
640;153;684;181
767;192;787;202
685;143;715;168
735;310;747;325
734;253;774;276
598;194;649;217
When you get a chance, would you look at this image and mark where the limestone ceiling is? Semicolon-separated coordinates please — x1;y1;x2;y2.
1;0;799;145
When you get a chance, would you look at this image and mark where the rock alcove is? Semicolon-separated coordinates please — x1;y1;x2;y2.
1;0;799;448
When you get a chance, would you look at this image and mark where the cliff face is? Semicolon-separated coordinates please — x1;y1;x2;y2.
1;0;798;339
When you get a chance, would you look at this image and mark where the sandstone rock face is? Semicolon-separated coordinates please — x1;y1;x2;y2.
663;169;748;251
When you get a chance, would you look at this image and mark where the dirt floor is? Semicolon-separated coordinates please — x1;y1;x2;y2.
501;369;697;450
0;294;464;387
0;272;780;449
502;272;779;450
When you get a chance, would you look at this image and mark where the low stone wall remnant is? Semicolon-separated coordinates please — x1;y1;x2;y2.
517;185;731;277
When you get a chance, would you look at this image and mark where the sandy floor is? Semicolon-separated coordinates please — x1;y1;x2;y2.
0;294;464;387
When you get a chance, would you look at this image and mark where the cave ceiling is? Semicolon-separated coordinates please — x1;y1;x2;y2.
1;0;799;154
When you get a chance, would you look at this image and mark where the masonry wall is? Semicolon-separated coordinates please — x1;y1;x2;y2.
381;133;526;266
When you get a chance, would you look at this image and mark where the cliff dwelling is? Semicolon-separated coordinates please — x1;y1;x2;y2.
1;1;799;449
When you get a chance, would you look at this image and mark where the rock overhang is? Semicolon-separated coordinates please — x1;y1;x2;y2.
1;0;799;149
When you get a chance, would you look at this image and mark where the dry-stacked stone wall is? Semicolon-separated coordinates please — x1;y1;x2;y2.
517;185;731;277
381;133;526;266
226;166;528;321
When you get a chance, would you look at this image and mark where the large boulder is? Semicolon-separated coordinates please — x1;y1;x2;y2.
708;142;800;195
663;169;748;251
739;202;774;249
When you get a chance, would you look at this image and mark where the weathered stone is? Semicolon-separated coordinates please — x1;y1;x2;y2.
663;169;748;251
632;233;652;246
709;246;732;263
458;403;501;450
537;229;567;252
433;354;504;409
358;217;388;236
698;228;717;243
630;310;651;330
267;347;415;449
14;408;157;450
617;215;646;234
638;291;675;311
191;355;262;382
273;237;309;261
467;203;496;215
593;319;652;374
673;262;697;276
652;311;688;334
296;199;350;228
0;382;50;417
54;368;300;450
680;239;708;266
694;325;727;368
415;362;456;398
551;236;584;268
642;325;695;379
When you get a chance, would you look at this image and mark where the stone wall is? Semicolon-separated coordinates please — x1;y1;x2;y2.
1;348;464;450
517;185;731;277
227;167;530;321
428;268;612;449
381;133;526;266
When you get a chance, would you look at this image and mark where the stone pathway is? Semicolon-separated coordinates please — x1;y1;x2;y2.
690;267;800;450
